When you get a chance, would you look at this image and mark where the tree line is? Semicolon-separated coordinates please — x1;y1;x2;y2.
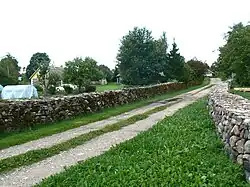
117;27;209;85
212;22;250;86
0;26;209;94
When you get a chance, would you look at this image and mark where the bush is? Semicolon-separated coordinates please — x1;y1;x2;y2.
63;85;73;95
85;85;96;93
48;86;56;95
56;87;66;95
35;85;43;92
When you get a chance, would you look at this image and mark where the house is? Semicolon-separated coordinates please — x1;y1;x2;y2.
91;78;108;85
29;66;64;86
116;74;121;84
29;68;40;85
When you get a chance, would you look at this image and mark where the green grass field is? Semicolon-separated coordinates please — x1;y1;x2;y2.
37;99;248;187
96;83;124;92
231;90;250;100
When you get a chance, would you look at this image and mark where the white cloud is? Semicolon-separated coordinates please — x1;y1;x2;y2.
0;0;250;69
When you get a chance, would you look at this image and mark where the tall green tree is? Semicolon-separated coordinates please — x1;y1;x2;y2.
117;27;163;85
64;57;102;91
187;58;208;81
26;52;50;79
98;65;113;82
168;41;185;81
112;65;119;82
217;22;250;86
27;53;51;95
152;32;169;82
0;54;20;86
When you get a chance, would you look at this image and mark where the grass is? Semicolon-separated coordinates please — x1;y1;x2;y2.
0;80;209;150
37;99;249;187
231;90;250;100
96;83;124;92
0;104;172;174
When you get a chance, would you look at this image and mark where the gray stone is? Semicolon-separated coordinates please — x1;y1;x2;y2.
237;154;243;165
245;140;250;154
240;130;245;138
0;82;191;132
229;136;240;147
244;170;250;182
236;139;245;153
231;118;237;125
244;130;250;139
243;118;250;127
243;154;250;161
231;125;240;136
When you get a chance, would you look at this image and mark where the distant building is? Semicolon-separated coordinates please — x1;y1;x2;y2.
29;68;40;85
29;66;64;85
205;69;213;77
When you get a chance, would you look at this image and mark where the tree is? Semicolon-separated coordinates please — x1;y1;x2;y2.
98;65;113;82
117;27;164;85
0;54;20;86
180;63;195;84
112;65;119;82
187;58;208;81
64;57;102;92
27;53;51;95
26;52;50;79
217;22;250;86
168;40;185;81
152;32;169;82
48;71;61;87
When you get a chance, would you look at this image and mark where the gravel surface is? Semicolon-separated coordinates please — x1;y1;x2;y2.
0;81;217;187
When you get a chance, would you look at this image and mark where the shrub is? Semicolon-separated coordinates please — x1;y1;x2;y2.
85;85;96;93
48;86;56;95
63;85;73;95
56;87;66;95
35;85;43;92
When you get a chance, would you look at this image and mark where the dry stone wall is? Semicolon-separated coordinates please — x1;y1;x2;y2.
0;82;190;132
208;83;250;182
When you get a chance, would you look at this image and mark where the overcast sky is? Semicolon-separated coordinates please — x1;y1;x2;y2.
0;0;249;69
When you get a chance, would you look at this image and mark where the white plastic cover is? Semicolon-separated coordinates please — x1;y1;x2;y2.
1;85;38;100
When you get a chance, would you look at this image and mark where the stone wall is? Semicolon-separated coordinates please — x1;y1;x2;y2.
0;82;191;132
208;83;250;181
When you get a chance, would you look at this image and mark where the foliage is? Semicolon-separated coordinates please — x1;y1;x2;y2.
117;27;188;85
63;85;73;95
117;27;164;85
64;57;103;92
0;82;208;149
168;41;185;81
0;54;20;86
181;63;195;83
47;71;61;88
26;53;51;95
216;22;250;86
231;90;250;100
187;58;208;81
98;65;112;82
47;86;56;95
35;85;43;92
37;99;247;187
152;32;170;82
26;53;50;80
112;65;119;82
84;85;96;93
